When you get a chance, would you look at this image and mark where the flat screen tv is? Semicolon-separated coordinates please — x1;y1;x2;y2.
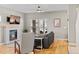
7;15;20;24
7;17;10;22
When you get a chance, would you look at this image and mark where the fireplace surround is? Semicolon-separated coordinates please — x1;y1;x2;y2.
3;25;21;44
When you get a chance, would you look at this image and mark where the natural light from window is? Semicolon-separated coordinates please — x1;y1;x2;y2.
0;16;1;22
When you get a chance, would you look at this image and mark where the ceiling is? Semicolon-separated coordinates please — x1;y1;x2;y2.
0;4;68;13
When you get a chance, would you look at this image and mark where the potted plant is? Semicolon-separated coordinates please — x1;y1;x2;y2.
23;29;28;33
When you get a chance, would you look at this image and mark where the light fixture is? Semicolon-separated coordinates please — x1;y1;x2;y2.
36;5;44;12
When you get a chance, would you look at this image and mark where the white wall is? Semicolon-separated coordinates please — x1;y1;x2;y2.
24;11;68;39
76;8;79;46
0;6;24;43
68;5;78;43
0;6;24;26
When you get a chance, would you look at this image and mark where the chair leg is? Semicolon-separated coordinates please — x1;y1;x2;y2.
14;41;21;54
32;50;35;54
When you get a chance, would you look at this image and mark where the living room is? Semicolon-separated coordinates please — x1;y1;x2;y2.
0;0;79;59
0;4;69;54
1;4;79;54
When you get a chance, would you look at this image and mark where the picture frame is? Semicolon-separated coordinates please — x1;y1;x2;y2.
54;18;61;27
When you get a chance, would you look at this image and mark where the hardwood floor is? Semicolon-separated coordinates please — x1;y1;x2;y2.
34;40;68;54
0;40;68;54
0;45;14;54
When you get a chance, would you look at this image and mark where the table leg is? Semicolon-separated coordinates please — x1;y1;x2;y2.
41;39;42;50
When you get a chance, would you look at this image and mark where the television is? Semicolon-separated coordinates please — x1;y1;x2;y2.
7;17;10;22
7;15;20;24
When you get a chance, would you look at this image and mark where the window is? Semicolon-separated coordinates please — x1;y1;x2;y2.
0;16;1;22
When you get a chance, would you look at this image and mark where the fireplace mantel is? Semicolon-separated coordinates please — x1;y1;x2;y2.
0;24;20;28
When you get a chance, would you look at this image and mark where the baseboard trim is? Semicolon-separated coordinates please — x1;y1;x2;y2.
55;38;68;40
68;43;76;47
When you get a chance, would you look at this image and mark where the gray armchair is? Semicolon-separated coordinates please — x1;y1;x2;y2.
14;32;35;54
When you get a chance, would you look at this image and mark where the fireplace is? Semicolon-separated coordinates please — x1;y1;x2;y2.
3;26;21;44
10;30;17;41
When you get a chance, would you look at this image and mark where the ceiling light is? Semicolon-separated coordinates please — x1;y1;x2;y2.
36;5;44;12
